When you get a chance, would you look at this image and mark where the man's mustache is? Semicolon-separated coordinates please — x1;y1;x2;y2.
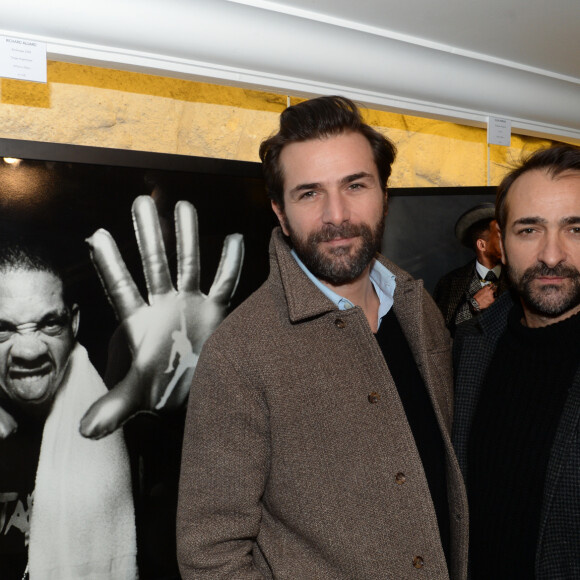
310;223;366;244
521;262;580;283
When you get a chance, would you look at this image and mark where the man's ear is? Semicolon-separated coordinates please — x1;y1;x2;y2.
271;201;290;236
71;304;80;338
490;220;506;265
383;189;389;216
476;238;486;253
499;232;507;266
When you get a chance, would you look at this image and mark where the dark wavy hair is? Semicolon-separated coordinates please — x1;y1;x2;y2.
496;144;580;231
464;219;494;251
259;96;397;209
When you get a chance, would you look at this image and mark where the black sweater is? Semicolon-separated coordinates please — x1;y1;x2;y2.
467;305;580;579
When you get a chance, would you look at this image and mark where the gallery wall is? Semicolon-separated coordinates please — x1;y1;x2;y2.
0;63;561;190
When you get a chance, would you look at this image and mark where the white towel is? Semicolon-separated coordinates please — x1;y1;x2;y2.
30;343;137;579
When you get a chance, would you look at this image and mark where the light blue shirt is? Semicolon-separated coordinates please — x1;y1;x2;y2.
290;249;397;329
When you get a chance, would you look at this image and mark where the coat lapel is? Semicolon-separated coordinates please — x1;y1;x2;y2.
536;366;580;563
465;267;482;297
393;277;453;433
452;293;513;477
452;331;497;477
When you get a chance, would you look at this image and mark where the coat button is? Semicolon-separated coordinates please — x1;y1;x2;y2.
368;392;380;404
413;555;424;569
395;472;406;485
334;318;346;329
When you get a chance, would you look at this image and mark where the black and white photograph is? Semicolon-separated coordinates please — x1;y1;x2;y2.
0;141;274;580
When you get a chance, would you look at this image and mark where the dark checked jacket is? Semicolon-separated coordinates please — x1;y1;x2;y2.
433;260;506;336
452;292;580;579
177;227;468;580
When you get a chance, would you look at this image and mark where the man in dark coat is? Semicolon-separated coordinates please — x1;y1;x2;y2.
452;144;580;579
433;203;504;336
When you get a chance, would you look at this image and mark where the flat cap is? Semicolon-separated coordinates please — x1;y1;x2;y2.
455;202;495;246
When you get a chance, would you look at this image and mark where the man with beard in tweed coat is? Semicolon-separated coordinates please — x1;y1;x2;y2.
177;96;468;580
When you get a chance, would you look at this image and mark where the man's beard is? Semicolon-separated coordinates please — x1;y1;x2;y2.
284;215;385;286
506;260;580;319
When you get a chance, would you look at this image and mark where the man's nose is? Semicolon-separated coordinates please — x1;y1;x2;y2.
538;231;567;268
322;192;350;225
10;332;49;360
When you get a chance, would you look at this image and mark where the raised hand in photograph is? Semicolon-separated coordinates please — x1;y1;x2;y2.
80;195;244;440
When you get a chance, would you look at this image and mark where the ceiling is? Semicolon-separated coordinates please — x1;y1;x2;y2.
250;0;580;80
2;0;579;142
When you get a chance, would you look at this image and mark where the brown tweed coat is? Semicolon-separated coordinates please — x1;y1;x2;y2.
177;228;468;580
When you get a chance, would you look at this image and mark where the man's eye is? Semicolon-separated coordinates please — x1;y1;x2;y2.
299;191;316;200
39;319;66;336
0;324;15;342
348;183;363;190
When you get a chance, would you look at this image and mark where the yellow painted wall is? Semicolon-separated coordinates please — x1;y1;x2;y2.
0;62;561;187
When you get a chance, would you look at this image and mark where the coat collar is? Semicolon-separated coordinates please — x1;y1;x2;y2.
269;227;421;324
269;228;337;323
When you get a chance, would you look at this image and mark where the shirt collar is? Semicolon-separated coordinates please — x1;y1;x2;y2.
290;249;397;327
475;260;502;281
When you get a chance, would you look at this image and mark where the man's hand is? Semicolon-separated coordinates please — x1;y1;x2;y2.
79;195;244;440
472;284;496;310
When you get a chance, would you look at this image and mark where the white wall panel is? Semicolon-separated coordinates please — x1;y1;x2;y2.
2;0;579;141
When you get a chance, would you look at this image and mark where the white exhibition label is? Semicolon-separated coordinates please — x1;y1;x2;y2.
0;36;47;83
487;116;511;146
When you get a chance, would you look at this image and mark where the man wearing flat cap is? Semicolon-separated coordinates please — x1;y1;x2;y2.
433;203;504;336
